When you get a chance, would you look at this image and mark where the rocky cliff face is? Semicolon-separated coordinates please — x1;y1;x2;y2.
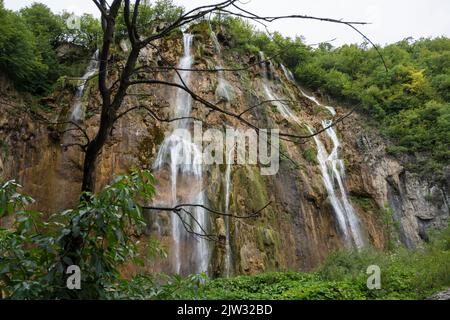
0;25;448;277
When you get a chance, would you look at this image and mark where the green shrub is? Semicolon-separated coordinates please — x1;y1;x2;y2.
302;148;317;163
146;225;450;300
0;170;158;299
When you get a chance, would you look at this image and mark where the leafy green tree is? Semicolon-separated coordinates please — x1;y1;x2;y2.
20;3;65;93
0;170;157;299
59;12;102;50
115;0;183;40
0;5;47;93
432;74;450;102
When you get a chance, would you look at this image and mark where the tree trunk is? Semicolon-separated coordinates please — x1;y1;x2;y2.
81;110;113;193
80;47;140;193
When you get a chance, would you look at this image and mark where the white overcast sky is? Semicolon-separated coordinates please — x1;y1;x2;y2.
4;0;450;46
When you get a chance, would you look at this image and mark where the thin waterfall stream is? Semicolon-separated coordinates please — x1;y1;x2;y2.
211;31;234;103
277;62;365;248
70;49;100;122
260;54;301;125
211;31;234;276
153;33;210;274
223;144;234;277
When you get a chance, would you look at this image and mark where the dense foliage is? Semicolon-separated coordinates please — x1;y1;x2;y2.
0;1;101;95
217;17;450;182
0;2;448;300
100;224;450;300
0;170;157;299
115;0;183;40
169;226;449;300
1;175;448;300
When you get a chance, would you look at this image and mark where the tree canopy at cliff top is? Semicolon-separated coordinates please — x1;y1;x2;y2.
0;1;448;180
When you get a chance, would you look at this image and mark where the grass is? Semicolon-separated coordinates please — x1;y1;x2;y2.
302;147;317;164
350;195;373;210
114;224;450;300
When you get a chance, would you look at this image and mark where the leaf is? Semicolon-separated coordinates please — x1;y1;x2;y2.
62;256;73;266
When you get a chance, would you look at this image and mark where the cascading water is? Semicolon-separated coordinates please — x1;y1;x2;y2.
278;63;364;248
216;69;234;102
211;31;234;102
211;31;234;275
306;114;364;248
210;31;222;56
259;51;278;81
298;87;322;106
262;85;301;126
70;49;100;122
322;112;363;247
223;144;234;276
153;33;210;274
260;53;301;125
280;63;295;82
280;64;323;107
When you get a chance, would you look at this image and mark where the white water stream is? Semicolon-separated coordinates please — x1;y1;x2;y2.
211;31;235;276
223;144;234;276
276;62;364;248
153;33;210;274
70;50;99;122
211;32;234;102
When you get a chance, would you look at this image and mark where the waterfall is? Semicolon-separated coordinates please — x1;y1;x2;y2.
260;52;301;125
211;31;235;275
307;124;349;238
262;84;301;126
273;63;364;248
223;144;234;276
280;63;295;82
321;111;363;247
298;87;322;106
259;51;277;80
153;33;210;274
215;69;234;102
211;31;234;102
307;116;364;248
300;91;364;247
210;31;222;55
70;49;100;122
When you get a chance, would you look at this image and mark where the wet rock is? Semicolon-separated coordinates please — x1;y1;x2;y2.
427;288;450;300
1;32;448;276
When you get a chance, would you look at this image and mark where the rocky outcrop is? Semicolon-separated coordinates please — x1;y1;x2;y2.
339;114;449;248
427;288;450;300
1;26;448;276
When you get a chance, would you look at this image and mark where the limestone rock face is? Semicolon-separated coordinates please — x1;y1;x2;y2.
340;116;449;248
0;29;448;276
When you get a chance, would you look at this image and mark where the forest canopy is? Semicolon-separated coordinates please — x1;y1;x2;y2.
217;17;450;181
0;0;101;94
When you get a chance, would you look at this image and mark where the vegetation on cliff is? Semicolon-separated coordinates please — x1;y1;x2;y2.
1;0;448;180
0;0;448;300
219;17;450;182
0;0;101;94
174;234;450;300
1;177;449;299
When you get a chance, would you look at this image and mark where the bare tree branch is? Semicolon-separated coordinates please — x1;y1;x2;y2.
238;99;297;117
127;79;355;142
113;103;202;123
144;201;271;219
143;201;271;241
